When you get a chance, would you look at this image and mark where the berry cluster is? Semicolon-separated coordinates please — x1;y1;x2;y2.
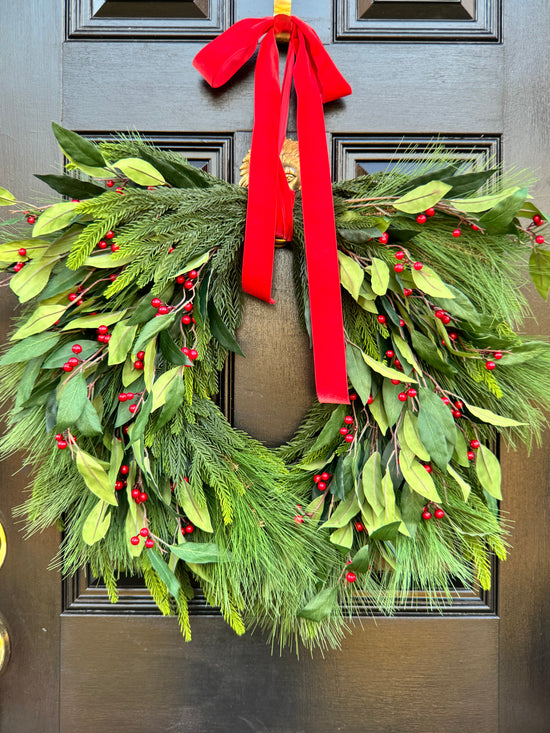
97;325;111;344
339;414;356;444
313;471;332;492
96;230;117;252
130;527;154;548
422;504;445;521
392;249;424;275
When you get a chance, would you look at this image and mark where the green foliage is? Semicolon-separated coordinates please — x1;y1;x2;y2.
0;135;547;653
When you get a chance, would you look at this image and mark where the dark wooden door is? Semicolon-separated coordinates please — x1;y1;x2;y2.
1;1;549;731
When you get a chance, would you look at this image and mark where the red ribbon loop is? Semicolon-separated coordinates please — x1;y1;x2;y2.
193;16;351;404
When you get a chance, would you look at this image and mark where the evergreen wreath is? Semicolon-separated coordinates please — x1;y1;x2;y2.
1;123;549;652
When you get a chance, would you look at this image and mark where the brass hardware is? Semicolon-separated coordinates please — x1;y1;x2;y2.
239;139;300;192
274;0;291;41
0;521;6;570
240;139;300;248
0;617;10;676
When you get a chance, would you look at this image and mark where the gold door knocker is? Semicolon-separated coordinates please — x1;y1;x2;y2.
239;139;300;247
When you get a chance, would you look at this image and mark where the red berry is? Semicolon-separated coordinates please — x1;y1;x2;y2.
346;572;357;583
294;515;304;524
398;392;408;402
97;334;106;343
317;481;327;491
98;240;108;249
185;524;195;534
441;315;451;325
344;434;354;443
454;400;463;409
131;488;140;499
188;270;198;279
68;293;77;301
394;263;404;273
413;262;423;271
467;451;475;461
452;229;461;238
403;288;413;297
106;180;115;187
184;280;194;290
395;251;405;260
470;439;480;449
62;363;73;372
144;538;155;548
344;416;354;426
355;522;364;532
103;334;111;343
176;275;186;284
367;396;374;404
110;243;119;252
425;208;435;217
136;351;145;360
115;480;124;490
139;528;149;537
393;359;401;367
313;474;321;483
134;360;144;370
442;396;451;405
452;410;462;419
182;347;190;356
434;509;445;519
118;393;128;402
379;232;389;244
151;298;162;308
139;492;148;503
377;315;386;324
321;472;330;481
129;404;138;414
72;344;82;354
424;464;432;473
54;433;63;441
27;215;36;224
339;427;349;435
97;325;109;334
407;388;417;397
168;247;174;253
158;305;169;315
189;349;198;360
184;303;193;312
181;315;192;325
126;392;134;400
485;361;496;371
105;231;115;239
535;235;545;244
399;319;405;327
533;215;543;225
416;214;427;224
391;378;400;385
130;536;140;546
120;465;129;475
18;247;27;257
449;332;458;341
109;274;117;282
422;510;432;520
471;224;480;231
386;350;395;358
494;351;503;360
57;440;68;450
13;263;23;272
68;357;79;367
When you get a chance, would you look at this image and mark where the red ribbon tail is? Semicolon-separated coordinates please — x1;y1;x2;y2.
294;38;349;404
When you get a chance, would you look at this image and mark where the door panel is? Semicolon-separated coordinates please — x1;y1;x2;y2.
1;1;550;732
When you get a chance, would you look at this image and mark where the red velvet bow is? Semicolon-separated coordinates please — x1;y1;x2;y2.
193;15;351;404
